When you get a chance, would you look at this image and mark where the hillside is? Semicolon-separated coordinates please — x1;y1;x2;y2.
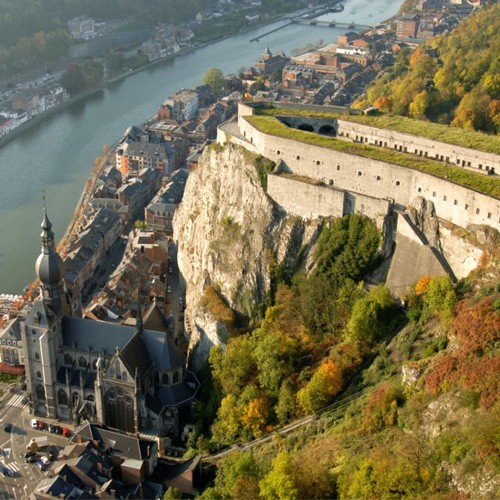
354;3;500;134
171;142;500;498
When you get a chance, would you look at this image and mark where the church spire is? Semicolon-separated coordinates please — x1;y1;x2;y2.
136;289;143;334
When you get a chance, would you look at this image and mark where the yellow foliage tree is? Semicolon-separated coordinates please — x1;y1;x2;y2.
242;396;270;438
414;275;431;296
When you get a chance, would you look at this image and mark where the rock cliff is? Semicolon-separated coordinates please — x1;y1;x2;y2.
173;144;322;368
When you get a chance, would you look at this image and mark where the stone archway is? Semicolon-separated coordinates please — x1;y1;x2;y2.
298;123;314;132
318;124;336;137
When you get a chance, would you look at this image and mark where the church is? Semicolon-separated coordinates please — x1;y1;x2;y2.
20;209;199;438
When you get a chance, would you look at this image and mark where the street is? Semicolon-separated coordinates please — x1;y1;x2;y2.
0;392;71;499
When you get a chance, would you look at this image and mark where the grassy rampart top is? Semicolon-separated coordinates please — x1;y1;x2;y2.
245;115;500;199
255;106;500;156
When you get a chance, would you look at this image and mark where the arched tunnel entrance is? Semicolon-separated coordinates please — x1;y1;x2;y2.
298;123;314;132
318;124;337;137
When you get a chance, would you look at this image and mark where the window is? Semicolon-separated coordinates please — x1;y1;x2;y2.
337;165;341;171
358;171;362;176
122;371;127;381
296;155;300;160
395;181;400;186
418;187;422;193
443;196;447;201
58;389;68;406
64;354;73;366
432;192;436;197
173;371;179;384
276;150;280;155
454;200;458;206
316;160;321;165
465;204;469;210
476;208;480;215
162;373;169;385
376;176;381;181
36;371;42;379
487;212;491;219
35;352;40;360
79;356;87;368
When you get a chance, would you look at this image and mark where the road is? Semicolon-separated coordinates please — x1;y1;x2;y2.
165;241;185;342
0;392;71;499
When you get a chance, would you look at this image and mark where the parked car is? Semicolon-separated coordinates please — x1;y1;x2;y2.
53;425;62;435
24;451;36;458
1;466;13;477
38;421;45;430
35;459;48;471
47;447;58;461
25;455;37;463
30;419;39;429
48;425;56;433
62;427;71;438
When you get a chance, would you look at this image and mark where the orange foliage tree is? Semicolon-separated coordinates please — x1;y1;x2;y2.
425;296;500;408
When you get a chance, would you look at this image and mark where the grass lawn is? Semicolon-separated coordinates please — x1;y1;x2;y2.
255;105;500;156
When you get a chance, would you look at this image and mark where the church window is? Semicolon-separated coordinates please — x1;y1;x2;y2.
79;356;87;368
173;371;179;384
64;354;73;366
58;389;68;406
36;384;45;401
36;371;42;379
162;373;170;385
122;371;127;381
35;352;40;360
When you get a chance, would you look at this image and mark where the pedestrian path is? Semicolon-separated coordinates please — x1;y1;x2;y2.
0;457;20;474
5;394;27;409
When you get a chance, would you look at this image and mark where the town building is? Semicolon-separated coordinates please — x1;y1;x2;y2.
397;13;420;38
21;209;199;438
253;47;288;76
67;16;96;40
160;90;199;122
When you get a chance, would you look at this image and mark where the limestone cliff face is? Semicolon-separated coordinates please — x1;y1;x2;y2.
173;144;321;366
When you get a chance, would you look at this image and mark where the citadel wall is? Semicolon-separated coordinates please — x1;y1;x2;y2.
234;106;500;231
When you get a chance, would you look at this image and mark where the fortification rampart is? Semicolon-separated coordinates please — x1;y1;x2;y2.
230;104;500;231
336;121;499;175
267;174;390;223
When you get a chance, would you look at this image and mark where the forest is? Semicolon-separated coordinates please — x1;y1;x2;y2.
0;0;214;80
354;3;500;134
174;208;499;499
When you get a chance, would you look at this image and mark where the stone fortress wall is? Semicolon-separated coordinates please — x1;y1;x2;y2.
279;115;499;175
228;103;500;232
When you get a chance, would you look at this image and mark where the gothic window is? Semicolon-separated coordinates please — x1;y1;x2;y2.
162;373;169;385
104;387;135;433
79;356;87;368
64;354;73;366
36;371;42;379
36;384;45;401
173;371;179;384
35;352;40;360
58;389;68;406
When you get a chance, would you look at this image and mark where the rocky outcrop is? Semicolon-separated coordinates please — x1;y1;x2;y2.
174;144;322;366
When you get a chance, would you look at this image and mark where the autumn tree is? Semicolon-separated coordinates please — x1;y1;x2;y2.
297;359;343;413
260;451;298;500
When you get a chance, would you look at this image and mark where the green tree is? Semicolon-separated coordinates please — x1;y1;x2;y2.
260;451;298;500
203;67;225;95
60;63;86;95
106;50;125;74
213;451;260;498
422;275;456;322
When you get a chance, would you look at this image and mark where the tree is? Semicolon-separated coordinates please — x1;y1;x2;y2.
260;451;298;500
409;90;431;119
203;67;225;95
213;451;260;498
242;396;270;438
60;63;86;95
297;359;343;413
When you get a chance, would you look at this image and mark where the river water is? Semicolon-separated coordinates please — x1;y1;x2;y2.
0;0;400;293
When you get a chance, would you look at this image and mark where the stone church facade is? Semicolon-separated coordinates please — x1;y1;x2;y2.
21;209;199;437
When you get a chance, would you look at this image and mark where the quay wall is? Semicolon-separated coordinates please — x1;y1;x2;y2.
235;110;500;231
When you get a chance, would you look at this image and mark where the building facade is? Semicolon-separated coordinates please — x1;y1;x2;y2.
21;210;198;437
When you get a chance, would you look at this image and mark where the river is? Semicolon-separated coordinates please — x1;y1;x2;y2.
0;0;401;293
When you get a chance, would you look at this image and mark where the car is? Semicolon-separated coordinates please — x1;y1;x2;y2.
25;455;37;463
53;425;62;435
3;424;12;433
35;459;48;471
30;419;39;429
167;286;172;293
169;266;173;274
24;451;36;458
38;420;45;430
1;467;13;477
62;427;71;438
48;425;56;433
47;447;58;461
